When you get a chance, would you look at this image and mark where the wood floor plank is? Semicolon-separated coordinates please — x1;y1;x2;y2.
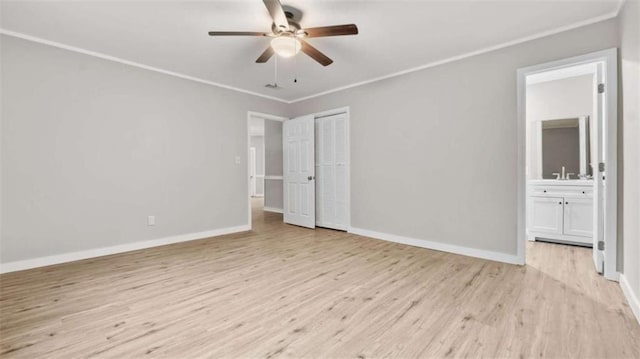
1;198;638;358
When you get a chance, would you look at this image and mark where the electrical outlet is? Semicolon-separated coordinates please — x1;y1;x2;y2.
148;216;155;226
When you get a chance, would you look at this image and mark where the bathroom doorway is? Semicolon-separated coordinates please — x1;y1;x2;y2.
517;49;618;281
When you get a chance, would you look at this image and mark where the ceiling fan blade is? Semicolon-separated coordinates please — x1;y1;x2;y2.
208;31;270;36
263;0;290;32
302;24;359;38
256;46;275;63
301;41;333;66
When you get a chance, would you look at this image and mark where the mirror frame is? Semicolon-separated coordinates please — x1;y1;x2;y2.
536;115;590;178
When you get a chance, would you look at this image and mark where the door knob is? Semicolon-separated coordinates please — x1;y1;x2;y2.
308;176;313;181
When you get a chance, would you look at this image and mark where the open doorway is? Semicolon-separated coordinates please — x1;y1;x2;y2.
247;111;287;228
517;49;618;281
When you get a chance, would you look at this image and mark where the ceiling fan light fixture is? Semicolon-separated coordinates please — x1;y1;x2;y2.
270;36;301;58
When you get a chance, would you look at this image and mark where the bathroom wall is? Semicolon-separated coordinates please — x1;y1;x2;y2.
526;75;593;179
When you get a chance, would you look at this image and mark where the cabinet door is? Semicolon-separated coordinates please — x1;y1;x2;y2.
529;196;564;234
563;197;593;237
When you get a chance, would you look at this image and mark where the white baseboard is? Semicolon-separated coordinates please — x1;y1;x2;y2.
0;225;250;274
620;274;640;325
348;227;523;265
263;207;284;214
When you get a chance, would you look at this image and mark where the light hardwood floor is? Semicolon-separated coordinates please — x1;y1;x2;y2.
1;198;639;358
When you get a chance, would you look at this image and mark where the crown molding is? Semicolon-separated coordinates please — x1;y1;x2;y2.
287;9;620;103
1;4;623;105
0;28;289;104
614;0;627;17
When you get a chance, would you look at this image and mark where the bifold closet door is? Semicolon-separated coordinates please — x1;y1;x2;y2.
315;113;347;230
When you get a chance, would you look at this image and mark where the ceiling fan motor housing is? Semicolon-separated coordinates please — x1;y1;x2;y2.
271;5;303;34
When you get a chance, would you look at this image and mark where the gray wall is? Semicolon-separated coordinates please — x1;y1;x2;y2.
265;120;283;176
264;180;283;210
526;75;593;179
619;0;640;310
0;35;287;263
264;119;283;210
289;19;619;256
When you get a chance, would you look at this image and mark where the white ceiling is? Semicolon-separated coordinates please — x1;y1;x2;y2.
0;0;621;102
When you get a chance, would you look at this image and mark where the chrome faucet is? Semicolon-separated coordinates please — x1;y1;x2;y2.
552;166;574;180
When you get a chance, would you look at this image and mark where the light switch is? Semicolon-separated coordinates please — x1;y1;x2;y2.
235;156;241;164
148;216;155;226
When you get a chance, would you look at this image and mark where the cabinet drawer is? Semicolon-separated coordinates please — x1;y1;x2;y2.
529;186;592;198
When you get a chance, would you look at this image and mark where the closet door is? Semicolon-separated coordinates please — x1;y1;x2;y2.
315;113;348;230
283;115;315;229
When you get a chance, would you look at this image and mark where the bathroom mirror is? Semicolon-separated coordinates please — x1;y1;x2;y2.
539;116;591;179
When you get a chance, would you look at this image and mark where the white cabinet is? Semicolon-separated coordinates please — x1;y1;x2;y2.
527;181;593;246
563;197;593;237
529;196;564;234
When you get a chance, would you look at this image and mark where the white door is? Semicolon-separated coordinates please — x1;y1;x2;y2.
315;113;348;230
283;115;315;228
249;147;256;197
592;63;605;273
529;196;564;235
564;197;593;237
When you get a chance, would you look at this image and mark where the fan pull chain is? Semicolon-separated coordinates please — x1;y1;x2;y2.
274;54;278;87
294;37;298;84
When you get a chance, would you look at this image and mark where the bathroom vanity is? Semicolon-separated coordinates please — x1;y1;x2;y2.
526;116;594;247
527;179;593;246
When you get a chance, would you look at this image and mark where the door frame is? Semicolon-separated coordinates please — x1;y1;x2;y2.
247;111;288;229
516;48;618;280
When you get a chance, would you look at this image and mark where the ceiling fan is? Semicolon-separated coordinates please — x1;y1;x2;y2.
208;0;358;66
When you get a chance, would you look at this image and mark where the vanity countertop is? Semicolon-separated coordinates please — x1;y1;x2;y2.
528;179;593;186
